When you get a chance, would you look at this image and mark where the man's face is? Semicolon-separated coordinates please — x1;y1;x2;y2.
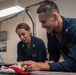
38;12;57;33
16;28;31;43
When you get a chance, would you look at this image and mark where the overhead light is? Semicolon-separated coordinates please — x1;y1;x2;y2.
0;5;25;18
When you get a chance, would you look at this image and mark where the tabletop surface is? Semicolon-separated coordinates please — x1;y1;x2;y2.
0;71;76;75
30;71;76;75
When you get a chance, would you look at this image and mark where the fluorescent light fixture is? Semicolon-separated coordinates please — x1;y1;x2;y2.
0;5;25;17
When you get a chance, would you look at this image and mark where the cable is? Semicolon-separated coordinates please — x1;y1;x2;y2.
25;8;35;36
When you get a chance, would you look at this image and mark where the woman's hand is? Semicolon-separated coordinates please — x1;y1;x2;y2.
21;60;50;71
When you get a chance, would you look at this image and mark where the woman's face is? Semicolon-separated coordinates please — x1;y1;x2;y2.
16;28;31;43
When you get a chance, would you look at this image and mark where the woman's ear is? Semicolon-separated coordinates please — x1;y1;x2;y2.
29;29;32;34
29;29;31;32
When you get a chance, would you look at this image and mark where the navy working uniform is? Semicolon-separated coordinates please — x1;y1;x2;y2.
17;36;47;62
47;16;76;72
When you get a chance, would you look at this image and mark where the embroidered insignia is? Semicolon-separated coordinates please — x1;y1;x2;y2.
33;44;35;47
31;53;37;57
22;44;25;48
65;28;68;32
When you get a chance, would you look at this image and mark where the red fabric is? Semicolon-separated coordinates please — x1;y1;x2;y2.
9;66;28;75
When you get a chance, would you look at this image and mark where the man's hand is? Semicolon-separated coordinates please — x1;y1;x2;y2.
21;60;50;71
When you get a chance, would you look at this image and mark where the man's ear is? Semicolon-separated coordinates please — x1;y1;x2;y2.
52;12;58;20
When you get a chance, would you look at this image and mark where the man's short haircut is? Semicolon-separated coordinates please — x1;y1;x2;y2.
37;1;59;14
